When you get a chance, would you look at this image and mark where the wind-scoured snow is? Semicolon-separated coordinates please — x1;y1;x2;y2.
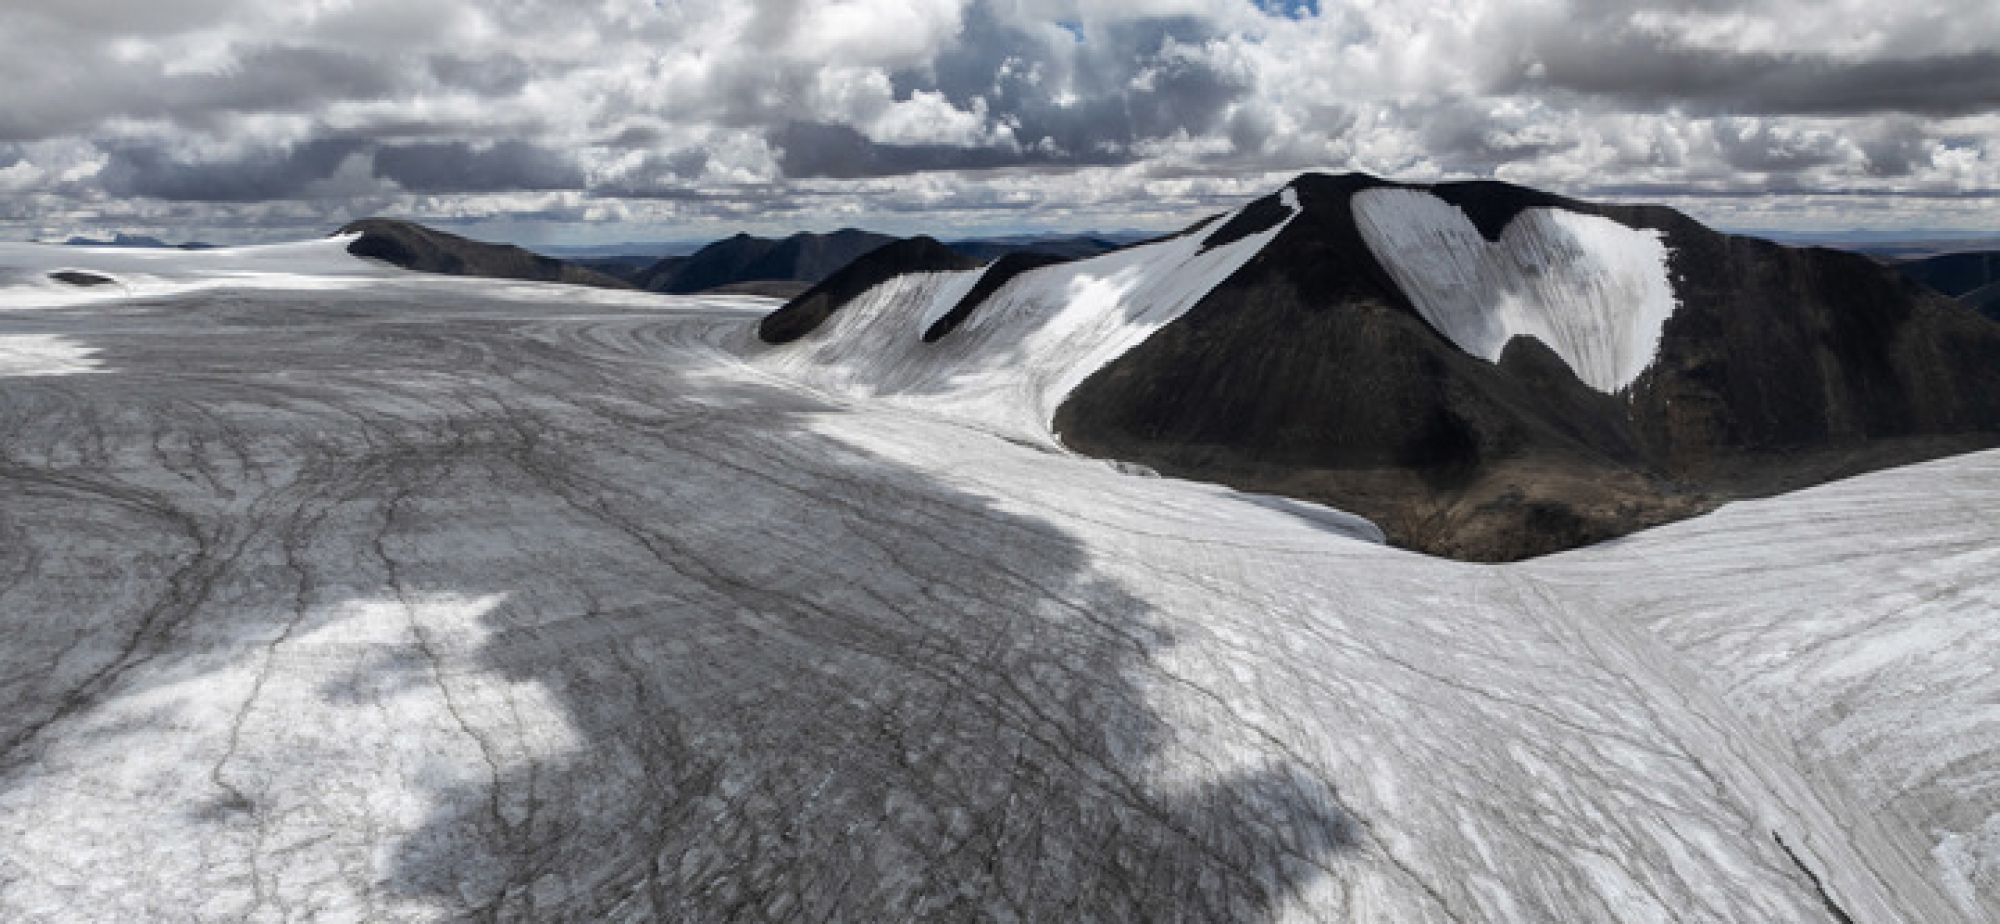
0;237;396;308
1353;187;1679;393
750;191;1301;445
0;236;1993;922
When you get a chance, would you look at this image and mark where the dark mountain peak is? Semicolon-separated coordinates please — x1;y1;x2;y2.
641;227;899;295
1046;177;2000;560
1199;189;1296;251
759;236;975;344
338;218;634;290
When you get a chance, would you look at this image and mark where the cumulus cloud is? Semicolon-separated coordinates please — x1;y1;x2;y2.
0;0;1993;241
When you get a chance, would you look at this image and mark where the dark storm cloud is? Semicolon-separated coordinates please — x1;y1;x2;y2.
1713;123;1846;173
902;7;1249;164
1859;136;1924;177
1514;34;2000;117
372;141;584;193
425;53;536;96
0;44;405;142
1;44;408;143
97;140;365;202
771;122;1116;180
184;45;407;116
91;137;583;202
1416;101;1577;170
592;150;713;198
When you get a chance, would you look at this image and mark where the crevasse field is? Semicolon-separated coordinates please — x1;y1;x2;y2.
0;230;1995;922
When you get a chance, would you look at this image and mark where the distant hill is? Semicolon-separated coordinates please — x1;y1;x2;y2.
339;219;633;290
637;229;898;294
571;254;661;280
1897;250;2000;320
65;233;215;250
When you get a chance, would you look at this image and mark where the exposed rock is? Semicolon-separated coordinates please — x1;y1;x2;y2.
49;270;116;287
339;218;634;290
758;237;976;344
1053;173;2000;560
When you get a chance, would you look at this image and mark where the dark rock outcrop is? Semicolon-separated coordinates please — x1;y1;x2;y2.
759;237;976;344
340;219;633;290
1052;173;2000;560
49;270;117;287
923;251;1070;342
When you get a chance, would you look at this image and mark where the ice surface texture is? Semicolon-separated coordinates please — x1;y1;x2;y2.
751;191;1301;445
1353;187;1679;393
0;237;1992;922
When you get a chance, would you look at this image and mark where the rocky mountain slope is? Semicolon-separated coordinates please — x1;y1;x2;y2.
340;218;634;290
755;172;2000;560
1897;249;2000;319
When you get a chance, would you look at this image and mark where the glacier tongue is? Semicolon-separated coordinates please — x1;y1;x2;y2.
1352;187;1679;393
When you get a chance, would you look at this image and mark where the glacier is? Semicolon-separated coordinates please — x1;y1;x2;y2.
0;235;1993;922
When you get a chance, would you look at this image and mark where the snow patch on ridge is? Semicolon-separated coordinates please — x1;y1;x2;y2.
1353;187;1679;393
750;189;1302;444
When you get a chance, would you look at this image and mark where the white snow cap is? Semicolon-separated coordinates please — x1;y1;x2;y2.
1353;187;1680;393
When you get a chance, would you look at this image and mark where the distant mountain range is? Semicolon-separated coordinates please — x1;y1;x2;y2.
613;230;1128;296
64;233;215;250
1895;250;2000;320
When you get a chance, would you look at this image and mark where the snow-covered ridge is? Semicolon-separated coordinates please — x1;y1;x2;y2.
0;236;690;312
0;236;397;308
1353;187;1680;393
750;189;1301;444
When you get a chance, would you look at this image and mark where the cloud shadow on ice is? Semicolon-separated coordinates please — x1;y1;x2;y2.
0;285;1361;919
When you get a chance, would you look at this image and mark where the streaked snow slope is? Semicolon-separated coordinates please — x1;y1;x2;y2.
1353;187;1679;393
746;189;1300;445
0;237;395;308
0;241;1993;922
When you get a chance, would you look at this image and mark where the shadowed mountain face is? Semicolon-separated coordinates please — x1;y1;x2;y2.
760;236;978;344
636;229;898;294
340;219;634;290
1897;251;2000;320
628;231;1127;295
752;171;2000;561
1055;174;2000;560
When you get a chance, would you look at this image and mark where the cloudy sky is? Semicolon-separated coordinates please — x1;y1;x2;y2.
2;0;1996;245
